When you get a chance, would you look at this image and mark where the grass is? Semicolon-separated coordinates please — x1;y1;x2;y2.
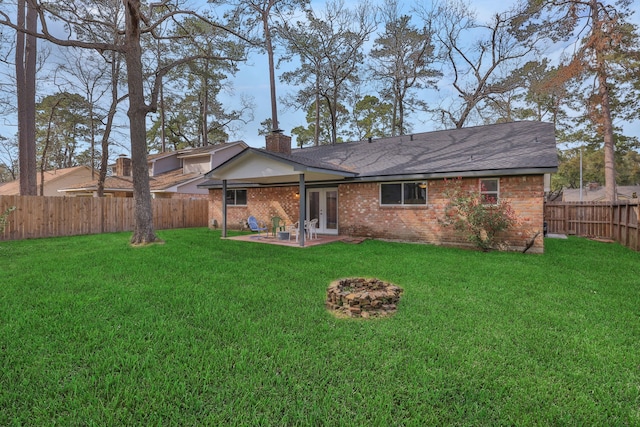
1;229;639;425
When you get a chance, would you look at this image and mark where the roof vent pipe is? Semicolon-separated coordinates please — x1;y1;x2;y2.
368;137;372;143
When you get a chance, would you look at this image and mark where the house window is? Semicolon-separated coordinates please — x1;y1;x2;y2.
380;182;427;205
226;189;247;206
480;178;499;204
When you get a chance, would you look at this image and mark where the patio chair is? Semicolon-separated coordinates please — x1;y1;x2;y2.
288;221;301;242
271;216;285;237
247;216;268;236
306;218;318;240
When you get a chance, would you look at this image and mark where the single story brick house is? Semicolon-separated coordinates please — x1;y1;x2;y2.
200;121;558;252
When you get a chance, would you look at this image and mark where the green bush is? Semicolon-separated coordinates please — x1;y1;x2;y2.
440;178;519;251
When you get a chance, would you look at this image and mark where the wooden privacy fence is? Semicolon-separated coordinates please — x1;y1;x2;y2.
0;195;209;241
544;201;639;251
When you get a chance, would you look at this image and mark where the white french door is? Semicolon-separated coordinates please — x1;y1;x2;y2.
307;188;338;235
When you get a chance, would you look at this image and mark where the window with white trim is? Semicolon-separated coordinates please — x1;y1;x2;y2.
480;178;499;204
380;182;427;205
225;189;247;206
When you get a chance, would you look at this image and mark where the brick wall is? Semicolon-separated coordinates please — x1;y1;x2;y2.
208;175;546;252
209;187;300;230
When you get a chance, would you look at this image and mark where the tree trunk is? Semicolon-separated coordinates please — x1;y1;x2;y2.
391;93;398;137
314;74;320;146
263;8;278;131
124;0;157;244
397;89;405;136
330;91;338;145
598;71;617;201
98;51;121;198
40;97;62;196
201;64;209;146
592;0;617;201
16;0;37;196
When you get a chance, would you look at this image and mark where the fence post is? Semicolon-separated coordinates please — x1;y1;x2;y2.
633;202;640;251
612;202;617;241
624;203;630;246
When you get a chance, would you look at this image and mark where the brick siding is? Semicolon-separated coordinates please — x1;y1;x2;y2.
209;187;300;230
208;175;545;252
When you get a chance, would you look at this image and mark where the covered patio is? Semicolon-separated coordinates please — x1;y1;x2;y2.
204;140;356;247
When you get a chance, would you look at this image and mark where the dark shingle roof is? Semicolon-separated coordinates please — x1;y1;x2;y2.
63;169;202;192
288;121;557;177
200;121;557;188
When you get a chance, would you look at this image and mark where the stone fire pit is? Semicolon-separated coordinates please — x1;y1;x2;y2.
326;277;403;318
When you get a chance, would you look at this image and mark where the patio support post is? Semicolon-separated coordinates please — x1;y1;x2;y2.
298;174;306;247
222;179;227;238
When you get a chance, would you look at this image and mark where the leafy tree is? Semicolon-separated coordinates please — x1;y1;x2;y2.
370;0;439;136
291;100;348;147
552;147;600;191
258;118;273;137
36;92;91;173
154;16;249;149
0;0;246;244
56;46;128;190
479;60;570;130
225;0;308;132
553;135;640;192
522;0;640;201
350;95;393;140
279;14;325;146
280;0;376;145
51;0;130;197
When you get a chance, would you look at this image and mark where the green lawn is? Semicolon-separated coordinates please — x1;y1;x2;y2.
1;229;639;425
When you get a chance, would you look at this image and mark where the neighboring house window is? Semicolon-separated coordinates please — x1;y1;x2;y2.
380;182;427;205
226;189;247;205
480;178;499;204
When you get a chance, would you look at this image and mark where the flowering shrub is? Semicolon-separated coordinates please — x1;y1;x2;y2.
439;179;520;251
0;206;16;235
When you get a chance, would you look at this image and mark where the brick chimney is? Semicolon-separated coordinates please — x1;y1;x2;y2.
265;129;292;155
114;155;132;177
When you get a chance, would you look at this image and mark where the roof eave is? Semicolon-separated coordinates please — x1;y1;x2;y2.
205;147;356;181
353;167;558;182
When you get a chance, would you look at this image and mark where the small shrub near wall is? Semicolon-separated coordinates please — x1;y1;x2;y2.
439;178;521;251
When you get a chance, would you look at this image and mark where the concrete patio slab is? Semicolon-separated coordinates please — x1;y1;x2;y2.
223;233;346;247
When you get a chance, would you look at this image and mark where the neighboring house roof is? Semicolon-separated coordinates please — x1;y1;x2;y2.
202;121;558;186
60;142;247;196
563;185;640;202
61;169;203;194
147;143;246;161
0;165;95;196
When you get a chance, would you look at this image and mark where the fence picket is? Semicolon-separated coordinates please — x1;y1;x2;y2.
545;201;639;251
0;195;209;241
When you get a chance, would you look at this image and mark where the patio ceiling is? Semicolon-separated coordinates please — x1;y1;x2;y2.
206;148;357;185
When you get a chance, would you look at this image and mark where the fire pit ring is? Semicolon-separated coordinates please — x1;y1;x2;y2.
326;277;403;318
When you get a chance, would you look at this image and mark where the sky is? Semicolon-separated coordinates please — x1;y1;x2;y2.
1;0;638;163
221;0;520;148
217;0;640;150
